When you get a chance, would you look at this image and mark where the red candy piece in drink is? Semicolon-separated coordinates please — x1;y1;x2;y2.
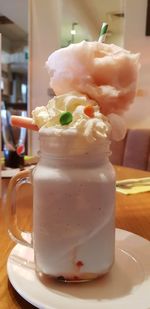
84;105;94;117
73;276;80;280
76;260;84;267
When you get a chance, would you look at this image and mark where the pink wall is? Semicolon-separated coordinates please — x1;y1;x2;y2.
123;0;150;128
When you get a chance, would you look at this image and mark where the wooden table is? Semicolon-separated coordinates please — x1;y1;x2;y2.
0;166;150;308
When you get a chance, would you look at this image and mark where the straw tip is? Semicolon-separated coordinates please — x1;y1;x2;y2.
98;22;108;43
102;22;108;26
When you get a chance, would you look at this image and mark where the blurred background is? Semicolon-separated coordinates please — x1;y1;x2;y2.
0;0;150;163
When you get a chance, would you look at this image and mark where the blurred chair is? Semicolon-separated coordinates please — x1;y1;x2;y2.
147;152;150;171
110;129;150;171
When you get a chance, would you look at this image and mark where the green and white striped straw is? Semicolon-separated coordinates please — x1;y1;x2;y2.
98;22;108;42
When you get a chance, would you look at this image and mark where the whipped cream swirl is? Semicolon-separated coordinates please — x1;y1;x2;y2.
32;92;111;143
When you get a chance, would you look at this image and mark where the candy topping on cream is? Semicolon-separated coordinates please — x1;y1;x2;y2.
32;92;112;142
84;105;94;118
59;111;73;125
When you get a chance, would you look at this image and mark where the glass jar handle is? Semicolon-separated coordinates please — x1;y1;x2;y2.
6;169;33;248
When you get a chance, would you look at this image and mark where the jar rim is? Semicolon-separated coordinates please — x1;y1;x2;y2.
39;130;111;158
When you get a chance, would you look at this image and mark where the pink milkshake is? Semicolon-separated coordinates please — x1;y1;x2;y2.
32;121;115;281
10;41;140;282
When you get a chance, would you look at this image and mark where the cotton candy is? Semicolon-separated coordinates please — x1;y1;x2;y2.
46;41;140;116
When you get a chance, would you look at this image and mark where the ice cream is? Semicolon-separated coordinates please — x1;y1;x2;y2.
11;40;140;282
32;42;139;281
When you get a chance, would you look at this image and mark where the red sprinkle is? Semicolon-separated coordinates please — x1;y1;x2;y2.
76;260;84;267
73;276;80;280
16;144;25;155
84;105;94;118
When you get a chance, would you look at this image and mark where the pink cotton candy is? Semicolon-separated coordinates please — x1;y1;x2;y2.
107;113;127;141
46;41;140;116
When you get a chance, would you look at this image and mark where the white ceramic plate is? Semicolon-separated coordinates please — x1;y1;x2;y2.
7;229;150;309
2;165;35;178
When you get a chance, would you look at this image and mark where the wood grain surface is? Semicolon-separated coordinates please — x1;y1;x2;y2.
0;166;150;308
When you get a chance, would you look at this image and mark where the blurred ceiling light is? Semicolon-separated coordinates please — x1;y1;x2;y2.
1;80;4;90
71;22;78;43
70;29;76;35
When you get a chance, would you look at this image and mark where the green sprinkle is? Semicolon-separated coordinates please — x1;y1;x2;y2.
59;112;73;125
